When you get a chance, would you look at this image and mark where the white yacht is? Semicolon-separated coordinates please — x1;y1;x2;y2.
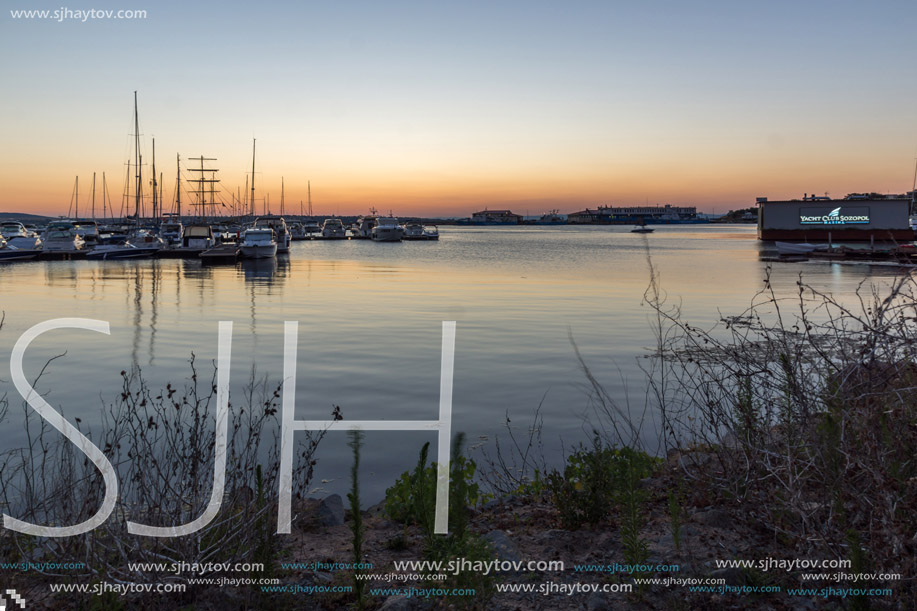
159;219;184;246
240;228;278;259
288;222;306;241
0;221;29;239
253;216;291;253
351;216;377;239
180;224;216;250
322;218;347;239
403;220;424;240
303;220;322;237
127;228;165;251
372;217;404;242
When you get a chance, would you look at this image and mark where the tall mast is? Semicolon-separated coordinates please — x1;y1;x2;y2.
280;177;285;216
151;137;157;220
102;172;107;220
134;91;141;220
91;172;96;219
75;176;79;218
250;138;256;217
175;153;181;220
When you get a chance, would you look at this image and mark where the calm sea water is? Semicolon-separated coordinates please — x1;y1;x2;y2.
0;225;910;501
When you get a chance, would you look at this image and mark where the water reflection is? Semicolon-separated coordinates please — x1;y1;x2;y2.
239;256;289;285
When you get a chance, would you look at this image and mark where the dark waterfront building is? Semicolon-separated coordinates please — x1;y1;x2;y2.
567;204;701;224
756;194;913;241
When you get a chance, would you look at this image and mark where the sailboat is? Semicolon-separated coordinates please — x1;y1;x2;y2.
240;139;277;259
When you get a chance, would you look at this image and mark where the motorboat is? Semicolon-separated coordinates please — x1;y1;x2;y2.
423;225;440;240
372;217;404;242
239;227;278;259
180;224;216;250
0;221;30;239
5;234;42;250
127;228;165;251
288;222;307;241
41;229;85;252
253;215;291;253
303;220;322;237
41;220;78;240
159;219;184;246
72;220;101;245
351;216;377;239
630;218;654;233
0;242;40;261
86;238;159;260
321;218;347;239
403;220;424;240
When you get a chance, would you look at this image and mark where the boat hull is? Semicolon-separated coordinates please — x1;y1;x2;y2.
0;249;40;262
240;244;278;259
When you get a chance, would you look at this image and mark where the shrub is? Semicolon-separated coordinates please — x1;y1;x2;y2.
546;435;658;529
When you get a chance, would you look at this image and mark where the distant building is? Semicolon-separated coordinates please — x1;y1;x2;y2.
470;209;522;225
567;204;701;224
756;194;912;241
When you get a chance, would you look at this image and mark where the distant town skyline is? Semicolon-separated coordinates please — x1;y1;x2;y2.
3;1;916;217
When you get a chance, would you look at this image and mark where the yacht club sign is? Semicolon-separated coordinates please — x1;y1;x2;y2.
800;206;870;225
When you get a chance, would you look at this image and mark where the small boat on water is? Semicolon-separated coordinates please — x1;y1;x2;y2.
372;216;404;242
322;218;347;239
239;228;277;259
630;218;654;233
423;225;440;240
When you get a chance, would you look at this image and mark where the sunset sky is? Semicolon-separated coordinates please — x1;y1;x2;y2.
2;0;916;217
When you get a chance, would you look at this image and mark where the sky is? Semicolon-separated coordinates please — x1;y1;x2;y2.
2;0;916;217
